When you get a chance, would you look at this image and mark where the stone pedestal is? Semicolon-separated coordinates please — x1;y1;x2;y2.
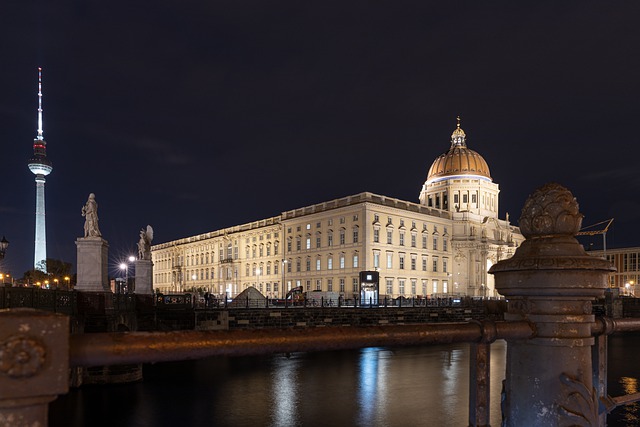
134;259;154;294
75;237;110;292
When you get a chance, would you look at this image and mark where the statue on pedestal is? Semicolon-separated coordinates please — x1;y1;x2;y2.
81;193;101;238
137;225;154;260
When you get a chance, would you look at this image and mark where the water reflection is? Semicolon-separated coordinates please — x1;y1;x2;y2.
50;336;638;427
619;377;639;426
271;355;301;427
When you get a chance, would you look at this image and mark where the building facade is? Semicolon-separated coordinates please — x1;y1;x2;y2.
589;247;639;296
151;120;524;298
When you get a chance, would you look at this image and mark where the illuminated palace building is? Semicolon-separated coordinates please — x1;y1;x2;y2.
151;120;524;298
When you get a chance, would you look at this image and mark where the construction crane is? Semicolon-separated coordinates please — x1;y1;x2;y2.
576;218;614;255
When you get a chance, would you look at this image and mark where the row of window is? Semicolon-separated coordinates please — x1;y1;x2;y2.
373;252;448;272
374;228;448;251
288;228;359;252
385;278;450;295
287;215;360;234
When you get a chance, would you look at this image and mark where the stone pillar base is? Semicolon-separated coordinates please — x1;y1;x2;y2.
75;237;110;292
135;259;154;294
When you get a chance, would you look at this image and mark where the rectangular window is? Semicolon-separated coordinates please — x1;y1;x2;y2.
316;279;322;291
399;254;405;270
432;280;438;294
296;259;301;272
411;233;416;247
353;254;359;268
340;230;346;245
399;279;405;295
327;279;333;292
433;237;438;251
399;232;405;246
422;280;427;295
306;280;311;291
306;258;311;271
373;228;380;243
340;254;345;269
387;230;393;244
411;279;417;295
353;229;359;243
306;237;311;250
316;236;321;248
443;280;448;293
316;259;321;271
387;253;393;269
296;238;301;251
386;278;393;295
433;257;438;272
287;259;292;273
353;278;359;292
328;257;333;270
287;240;292;253
373;252;380;268
443;238;448;252
340;278;345;293
422;235;427;249
328;233;333;247
422;256;427;271
411;255;416;270
443;258;448;273
374;214;379;222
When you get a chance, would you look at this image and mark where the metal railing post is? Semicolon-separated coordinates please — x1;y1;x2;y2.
0;308;69;426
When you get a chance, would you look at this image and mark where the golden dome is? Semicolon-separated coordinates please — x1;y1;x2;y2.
426;118;491;182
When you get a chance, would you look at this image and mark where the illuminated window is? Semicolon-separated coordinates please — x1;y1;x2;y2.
353;253;359;268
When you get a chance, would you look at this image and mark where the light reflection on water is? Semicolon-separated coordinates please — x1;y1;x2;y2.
49;335;638;427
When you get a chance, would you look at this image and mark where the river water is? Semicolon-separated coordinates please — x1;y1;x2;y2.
50;333;640;427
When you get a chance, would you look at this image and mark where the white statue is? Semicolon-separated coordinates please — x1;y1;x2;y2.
81;193;101;237
137;225;154;260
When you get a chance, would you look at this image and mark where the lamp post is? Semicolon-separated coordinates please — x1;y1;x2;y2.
0;236;9;260
119;262;128;293
53;278;59;289
281;259;287;299
64;276;70;290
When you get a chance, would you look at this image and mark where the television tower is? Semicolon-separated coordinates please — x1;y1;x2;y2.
28;67;52;272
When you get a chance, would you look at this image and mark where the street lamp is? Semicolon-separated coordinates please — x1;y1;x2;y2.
64;276;70;290
0;236;9;260
53;278;59;289
119;262;128;293
281;259;288;299
256;267;261;292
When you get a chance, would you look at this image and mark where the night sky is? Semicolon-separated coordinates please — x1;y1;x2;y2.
2;1;640;278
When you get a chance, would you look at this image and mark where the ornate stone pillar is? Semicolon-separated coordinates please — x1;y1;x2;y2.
490;183;613;426
0;309;69;425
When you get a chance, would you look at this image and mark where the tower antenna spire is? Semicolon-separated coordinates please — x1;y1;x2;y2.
37;67;43;140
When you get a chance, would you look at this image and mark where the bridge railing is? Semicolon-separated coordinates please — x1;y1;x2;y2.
2;309;640;427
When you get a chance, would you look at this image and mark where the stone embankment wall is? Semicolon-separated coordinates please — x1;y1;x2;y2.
195;302;505;331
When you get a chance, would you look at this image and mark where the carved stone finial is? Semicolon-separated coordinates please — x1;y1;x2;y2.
518;183;583;238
